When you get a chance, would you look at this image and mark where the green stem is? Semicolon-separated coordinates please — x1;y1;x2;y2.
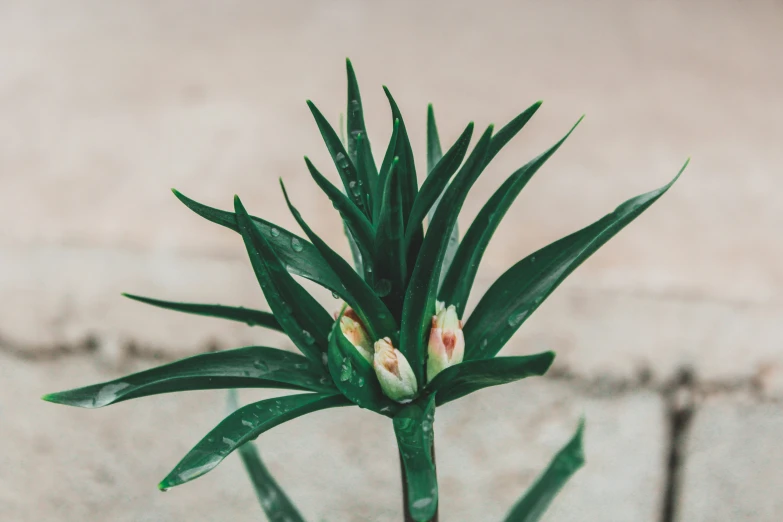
400;433;438;522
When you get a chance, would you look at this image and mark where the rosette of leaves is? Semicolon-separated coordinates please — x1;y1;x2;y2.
43;59;686;522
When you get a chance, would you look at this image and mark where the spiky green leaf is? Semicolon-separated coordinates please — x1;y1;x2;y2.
172;190;343;295
400;126;494;384
426;104;443;174
42;347;332;408
426;352;555;405
304;157;375;258
503;420;586;522
486;101;543;165
307;100;371;218
394;394;438;522
382;87;418;227
235;196;332;362
227;390;307;522
122;293;283;332
465;161;688;360
439;116;582;315
374;158;406;319
406;122;474;242
159;393;350;489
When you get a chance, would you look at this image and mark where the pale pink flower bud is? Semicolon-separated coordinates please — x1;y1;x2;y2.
373;337;418;403
339;308;373;363
426;301;465;382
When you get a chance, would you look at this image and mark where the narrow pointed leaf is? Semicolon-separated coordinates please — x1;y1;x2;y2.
346;59;378;212
406;122;474;241
122;293;283;332
465;161;688;360
382;87;418;227
343;222;364;274
235;196;333;362
280;180;397;341
504;420;586;522
426;104;443;174
227;391;308;522
172;190;343;295
400;126;494;384
42;347;333;408
238;440;308;521
304;157;375;257
439;117;582;315
426;352;555;406
374;159;406;319
327;315;400;415
159;393;350;489
307;100;370;217
486;101;543;165
394;395;438;522
377;118;400;208
355;131;379;215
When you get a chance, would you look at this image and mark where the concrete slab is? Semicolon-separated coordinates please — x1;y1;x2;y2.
678;398;783;522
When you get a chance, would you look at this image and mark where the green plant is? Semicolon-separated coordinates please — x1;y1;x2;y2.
43;59;686;521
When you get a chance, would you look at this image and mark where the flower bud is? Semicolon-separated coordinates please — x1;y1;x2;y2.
373;337;418;403
426;301;465;382
338;308;373;363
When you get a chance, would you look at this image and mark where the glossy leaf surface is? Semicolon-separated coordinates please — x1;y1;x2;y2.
43;347;333;408
304;157;375;256
307;100;370;217
406;122;474;242
464;161;688;360
400;126;493;384
327;315;400;415
123;293;283;332
374;159;406;318
394;395;438;522
426;104;443;173
172;190;343;294
382;87;418;227
426;352;555;405
160;393;350;489
504;420;585;522
280;180;396;341
235;196;332;362
439;116;582;315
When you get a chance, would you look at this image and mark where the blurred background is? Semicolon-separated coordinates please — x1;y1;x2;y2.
1;1;781;521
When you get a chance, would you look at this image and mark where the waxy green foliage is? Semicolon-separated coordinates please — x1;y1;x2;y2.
43;59;686;521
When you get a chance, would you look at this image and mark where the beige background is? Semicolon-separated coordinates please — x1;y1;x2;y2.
1;1;781;521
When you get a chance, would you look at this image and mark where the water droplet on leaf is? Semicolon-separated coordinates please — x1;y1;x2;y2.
270;227;280;237
290;237;304;252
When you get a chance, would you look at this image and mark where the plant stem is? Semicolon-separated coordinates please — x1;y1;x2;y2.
400;434;438;522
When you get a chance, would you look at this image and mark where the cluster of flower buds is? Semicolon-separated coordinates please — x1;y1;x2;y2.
337;301;464;403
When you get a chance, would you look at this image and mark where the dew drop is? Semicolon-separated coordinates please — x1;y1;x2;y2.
160;487;170;493
241;419;254;428
294;362;308;370
340;360;353;382
507;311;529;328
357;376;365;387
412;498;433;509
530;255;536;263
290;237;304;252
321;352;329;366
301;330;315;345
332;291;341;299
373;278;392;297
253;360;269;373
270;227;280;238
480;339;488;350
